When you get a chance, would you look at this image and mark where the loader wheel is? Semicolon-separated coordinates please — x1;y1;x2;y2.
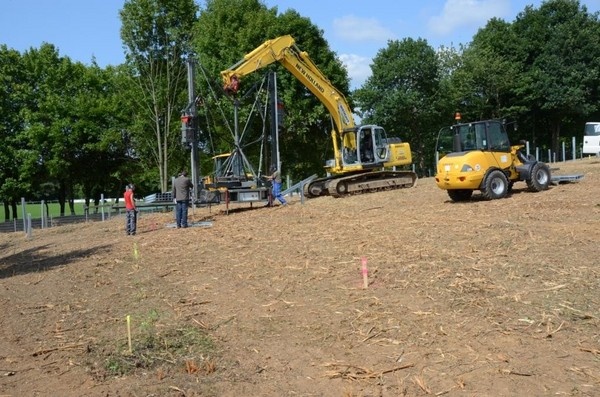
447;189;473;202
526;162;551;192
481;169;509;200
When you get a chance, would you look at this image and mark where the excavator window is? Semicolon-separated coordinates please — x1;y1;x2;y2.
373;127;389;160
342;131;359;164
343;146;358;164
359;131;374;162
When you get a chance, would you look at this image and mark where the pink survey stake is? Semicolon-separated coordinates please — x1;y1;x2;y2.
361;257;368;288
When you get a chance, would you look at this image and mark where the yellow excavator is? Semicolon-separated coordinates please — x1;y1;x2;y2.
221;35;417;198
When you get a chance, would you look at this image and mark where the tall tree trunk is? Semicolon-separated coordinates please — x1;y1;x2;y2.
58;181;66;216
551;121;561;160
68;182;75;215
11;200;17;220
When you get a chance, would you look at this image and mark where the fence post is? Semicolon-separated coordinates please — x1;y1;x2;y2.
101;193;105;221
27;214;32;238
300;181;306;205
41;200;47;229
562;142;566;162
21;197;26;234
572;136;576;160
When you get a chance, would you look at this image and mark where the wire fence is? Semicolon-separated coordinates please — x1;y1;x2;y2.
1;196;177;235
0;212;112;234
525;137;586;163
0;199;125;234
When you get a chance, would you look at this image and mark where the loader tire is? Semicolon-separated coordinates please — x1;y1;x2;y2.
447;189;473;202
481;169;509;200
526;162;551;192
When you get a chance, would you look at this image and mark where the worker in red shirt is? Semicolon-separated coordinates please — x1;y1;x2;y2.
124;184;137;235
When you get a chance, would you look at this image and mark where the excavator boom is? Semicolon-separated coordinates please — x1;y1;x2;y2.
222;35;355;136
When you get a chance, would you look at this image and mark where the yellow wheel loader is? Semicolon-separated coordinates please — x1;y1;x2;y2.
435;118;551;202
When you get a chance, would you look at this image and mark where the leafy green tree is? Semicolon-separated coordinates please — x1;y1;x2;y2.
354;38;441;175
0;46;29;220
1;44;132;219
71;64;133;211
120;0;199;192
447;18;521;121
17;45;128;215
511;0;600;151
19;44;80;216
435;44;464;119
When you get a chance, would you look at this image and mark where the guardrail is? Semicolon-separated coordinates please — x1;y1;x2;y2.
144;192;173;203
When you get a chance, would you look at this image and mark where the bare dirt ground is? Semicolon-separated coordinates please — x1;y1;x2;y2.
1;158;600;397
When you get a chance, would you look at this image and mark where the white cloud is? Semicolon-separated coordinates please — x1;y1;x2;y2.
332;16;391;88
427;0;510;36
333;15;395;42
339;53;372;89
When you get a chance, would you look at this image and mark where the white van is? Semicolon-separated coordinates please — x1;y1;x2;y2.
583;122;600;155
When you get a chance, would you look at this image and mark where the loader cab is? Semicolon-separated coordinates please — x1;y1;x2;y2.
436;119;511;157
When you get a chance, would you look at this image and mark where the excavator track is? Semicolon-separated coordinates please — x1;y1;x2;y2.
304;170;417;198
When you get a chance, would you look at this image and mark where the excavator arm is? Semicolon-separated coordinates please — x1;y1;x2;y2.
221;35;357;169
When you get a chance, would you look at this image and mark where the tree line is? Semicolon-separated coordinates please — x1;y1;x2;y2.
1;0;599;220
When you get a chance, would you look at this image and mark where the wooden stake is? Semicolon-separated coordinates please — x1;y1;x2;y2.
127;315;132;354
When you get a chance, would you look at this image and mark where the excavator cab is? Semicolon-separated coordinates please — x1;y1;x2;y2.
341;126;389;167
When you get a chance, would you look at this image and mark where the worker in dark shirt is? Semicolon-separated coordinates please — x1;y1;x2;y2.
172;170;193;228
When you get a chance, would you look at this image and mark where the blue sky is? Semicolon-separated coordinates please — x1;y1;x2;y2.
2;0;599;88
